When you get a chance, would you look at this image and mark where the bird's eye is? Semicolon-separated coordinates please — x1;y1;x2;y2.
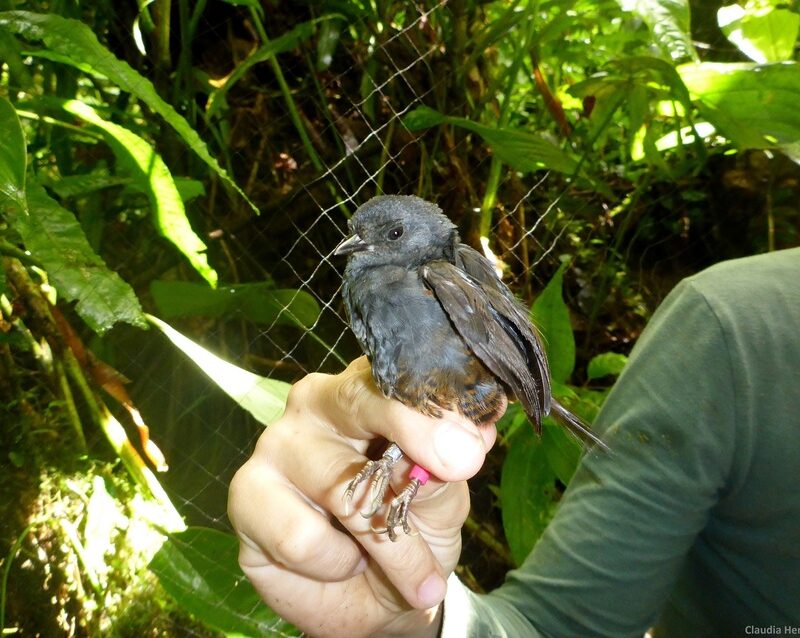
387;226;404;240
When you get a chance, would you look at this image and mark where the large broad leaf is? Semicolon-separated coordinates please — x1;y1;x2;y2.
403;106;579;174
0;10;256;213
500;426;559;565
148;315;290;426
8;185;147;334
617;0;697;62
150;280;320;329
150;527;299;637
0;95;26;213
58;99;218;287
678;62;800;162
718;2;800;64
530;259;575;385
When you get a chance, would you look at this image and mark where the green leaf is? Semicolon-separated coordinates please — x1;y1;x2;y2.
587;352;629;380
0;96;27;213
464;3;529;71
0;29;32;89
495;401;528;438
316;18;342;71
500;426;559;565
150;280;321;329
220;0;262;8
47;174;130;199
0;10;256;213
718;3;800;63
150;527;300;637
59;99;218;287
173;177;206;203
403;107;579;174
530;259;575;384
678;61;800;162
541;417;583;485
148;315;290;426
402;105;446;130
10;184;147;334
617;0;697;61
467;124;579;175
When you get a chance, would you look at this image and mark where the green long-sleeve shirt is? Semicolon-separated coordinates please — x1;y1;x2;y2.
441;248;800;637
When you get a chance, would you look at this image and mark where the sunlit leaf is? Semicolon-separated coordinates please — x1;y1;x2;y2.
59;99;218;287
0;96;27;213
9;185;147;334
150;527;300;637
0;10;257;213
500;426;559;565
617;0;697;61
718;3;800;63
403;107;579;174
530;259;575;384
148;315;290;426
150;280;320;329
678;61;800;162
84;476;124;582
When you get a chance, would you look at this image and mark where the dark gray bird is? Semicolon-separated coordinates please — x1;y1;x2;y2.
335;195;607;540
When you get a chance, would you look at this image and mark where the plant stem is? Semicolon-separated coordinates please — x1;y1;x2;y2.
248;8;350;216
479;18;534;239
0;521;38;630
248;8;323;173
463;515;513;565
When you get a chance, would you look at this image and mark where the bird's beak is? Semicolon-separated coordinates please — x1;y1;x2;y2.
334;233;368;255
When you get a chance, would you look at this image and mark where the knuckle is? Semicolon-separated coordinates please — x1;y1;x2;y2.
335;367;372;420
270;518;325;567
227;461;256;528
286;372;326;410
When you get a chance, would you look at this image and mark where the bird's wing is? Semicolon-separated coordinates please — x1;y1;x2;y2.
342;278;369;353
421;254;551;432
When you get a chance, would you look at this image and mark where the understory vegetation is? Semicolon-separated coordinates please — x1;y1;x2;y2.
1;0;798;635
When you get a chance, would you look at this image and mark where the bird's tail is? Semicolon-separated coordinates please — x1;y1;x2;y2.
550;400;611;453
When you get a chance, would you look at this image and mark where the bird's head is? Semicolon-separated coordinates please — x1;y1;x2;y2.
335;195;459;269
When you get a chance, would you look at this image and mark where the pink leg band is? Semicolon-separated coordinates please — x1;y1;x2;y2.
409;464;430;485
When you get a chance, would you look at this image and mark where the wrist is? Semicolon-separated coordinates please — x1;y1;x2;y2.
375;603;443;638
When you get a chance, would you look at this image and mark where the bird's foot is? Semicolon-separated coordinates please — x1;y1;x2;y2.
344;443;404;518
385;478;422;541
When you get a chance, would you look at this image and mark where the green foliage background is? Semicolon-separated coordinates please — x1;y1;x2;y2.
1;0;799;635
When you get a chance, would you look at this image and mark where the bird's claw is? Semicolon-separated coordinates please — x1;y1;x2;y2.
385;478;421;541
343;443;423;541
343;443;403;518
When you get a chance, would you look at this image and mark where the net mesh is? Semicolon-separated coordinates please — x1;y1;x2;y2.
12;0;794;635
112;5;650;635
117;4;593;633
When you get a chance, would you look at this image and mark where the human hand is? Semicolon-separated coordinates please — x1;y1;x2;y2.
228;357;500;637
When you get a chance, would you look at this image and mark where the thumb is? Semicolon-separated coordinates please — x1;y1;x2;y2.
394;412;498;483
